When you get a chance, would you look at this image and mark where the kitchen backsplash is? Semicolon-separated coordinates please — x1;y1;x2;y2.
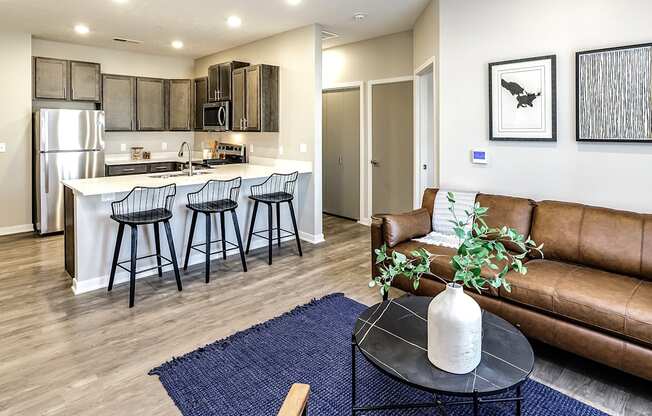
104;131;194;154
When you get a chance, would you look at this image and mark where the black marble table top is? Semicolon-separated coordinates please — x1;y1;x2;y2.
353;296;534;396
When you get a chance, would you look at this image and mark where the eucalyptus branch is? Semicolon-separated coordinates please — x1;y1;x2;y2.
369;192;544;297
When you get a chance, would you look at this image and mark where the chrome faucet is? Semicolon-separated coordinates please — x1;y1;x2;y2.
178;141;194;176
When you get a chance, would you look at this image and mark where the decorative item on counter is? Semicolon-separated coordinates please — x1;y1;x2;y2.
143;151;151;160
130;146;144;160
370;192;543;374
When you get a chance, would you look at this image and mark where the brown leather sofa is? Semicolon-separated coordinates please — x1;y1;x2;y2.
371;188;652;381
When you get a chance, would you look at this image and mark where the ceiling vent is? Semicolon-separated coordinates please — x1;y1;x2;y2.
112;37;144;45
321;30;339;41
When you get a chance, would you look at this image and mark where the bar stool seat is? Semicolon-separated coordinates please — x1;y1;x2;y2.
111;208;173;225
183;178;248;283
250;192;294;204
187;199;238;213
246;172;302;265
108;184;182;308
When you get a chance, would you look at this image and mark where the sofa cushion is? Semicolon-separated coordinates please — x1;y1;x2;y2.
579;206;646;278
530;201;584;264
642;217;652;280
476;194;536;252
553;266;642;338
625;281;652;346
421;188;439;219
382;208;431;248
500;260;574;312
531;201;652;281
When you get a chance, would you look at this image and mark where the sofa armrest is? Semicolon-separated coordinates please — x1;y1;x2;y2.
370;209;432;277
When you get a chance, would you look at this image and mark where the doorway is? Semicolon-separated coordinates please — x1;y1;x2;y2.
370;80;414;215
322;87;361;220
415;60;437;205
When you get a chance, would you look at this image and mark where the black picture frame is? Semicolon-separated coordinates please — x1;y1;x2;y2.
489;55;557;142
576;42;652;143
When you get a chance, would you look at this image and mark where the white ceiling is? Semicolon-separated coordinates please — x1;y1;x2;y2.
0;0;429;58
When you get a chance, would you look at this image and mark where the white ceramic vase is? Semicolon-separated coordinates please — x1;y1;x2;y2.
427;282;482;374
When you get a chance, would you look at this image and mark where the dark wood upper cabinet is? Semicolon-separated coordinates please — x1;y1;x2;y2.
193;77;208;130
231;69;246;131
34;57;69;100
232;64;279;132
168;79;192;131
70;61;101;102
207;61;249;102
136;77;166;131
102;74;136;131
207;64;219;102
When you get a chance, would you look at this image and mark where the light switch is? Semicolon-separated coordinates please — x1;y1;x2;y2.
0;143;6;153
250;144;254;154
299;143;307;153
162;142;168;151
120;143;127;152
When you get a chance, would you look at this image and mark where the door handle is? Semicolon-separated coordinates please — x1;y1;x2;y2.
44;153;50;194
338;155;343;165
370;160;379;167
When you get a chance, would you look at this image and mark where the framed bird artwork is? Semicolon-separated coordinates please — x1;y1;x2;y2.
489;55;557;141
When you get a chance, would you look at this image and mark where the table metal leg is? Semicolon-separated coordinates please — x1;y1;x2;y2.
516;384;522;416
473;390;479;416
351;334;357;415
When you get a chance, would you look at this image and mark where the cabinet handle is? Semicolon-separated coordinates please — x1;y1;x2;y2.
122;168;136;172
63;85;67;99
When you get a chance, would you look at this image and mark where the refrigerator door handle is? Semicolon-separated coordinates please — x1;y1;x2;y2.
44;153;49;194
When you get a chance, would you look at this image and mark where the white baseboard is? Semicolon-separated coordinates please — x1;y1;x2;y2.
71;233;324;295
0;224;33;236
358;218;371;227
299;231;325;244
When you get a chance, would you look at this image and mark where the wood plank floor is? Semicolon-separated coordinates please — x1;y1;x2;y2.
0;215;650;416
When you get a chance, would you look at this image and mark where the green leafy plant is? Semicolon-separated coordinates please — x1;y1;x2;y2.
370;192;544;297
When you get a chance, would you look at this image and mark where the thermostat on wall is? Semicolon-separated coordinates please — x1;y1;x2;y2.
471;150;488;164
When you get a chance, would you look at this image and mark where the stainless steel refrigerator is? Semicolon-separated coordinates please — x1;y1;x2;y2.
34;109;105;235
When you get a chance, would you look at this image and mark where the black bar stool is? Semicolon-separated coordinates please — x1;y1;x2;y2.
245;172;302;265
183;177;247;283
108;184;182;308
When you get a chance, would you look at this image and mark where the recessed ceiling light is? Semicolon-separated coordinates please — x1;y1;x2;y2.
353;13;367;23
74;24;90;35
171;40;184;49
113;0;129;3
227;15;242;28
287;0;302;5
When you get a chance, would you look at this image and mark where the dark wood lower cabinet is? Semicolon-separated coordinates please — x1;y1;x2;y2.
105;162;183;177
64;186;75;278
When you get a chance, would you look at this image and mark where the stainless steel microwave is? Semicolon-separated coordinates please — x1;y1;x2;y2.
203;101;230;131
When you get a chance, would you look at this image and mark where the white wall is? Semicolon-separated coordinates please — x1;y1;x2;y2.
0;32;32;233
32;39;195;154
439;0;652;213
194;25;323;240
413;0;438;71
322;31;413;87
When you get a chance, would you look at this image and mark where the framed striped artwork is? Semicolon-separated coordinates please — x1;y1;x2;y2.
576;43;652;143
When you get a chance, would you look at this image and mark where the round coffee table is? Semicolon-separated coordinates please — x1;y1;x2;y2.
352;296;534;415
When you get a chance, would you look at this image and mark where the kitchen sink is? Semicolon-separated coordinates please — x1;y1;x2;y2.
150;170;212;179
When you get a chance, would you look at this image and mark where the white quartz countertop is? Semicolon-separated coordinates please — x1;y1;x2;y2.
104;152;204;166
63;159;313;197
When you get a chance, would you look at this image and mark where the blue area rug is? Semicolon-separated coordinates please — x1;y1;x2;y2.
150;294;606;415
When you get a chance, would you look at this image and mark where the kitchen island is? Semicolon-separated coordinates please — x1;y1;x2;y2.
62;159;312;294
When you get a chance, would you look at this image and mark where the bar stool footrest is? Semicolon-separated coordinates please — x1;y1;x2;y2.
191;239;240;256
116;253;174;275
251;227;296;240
